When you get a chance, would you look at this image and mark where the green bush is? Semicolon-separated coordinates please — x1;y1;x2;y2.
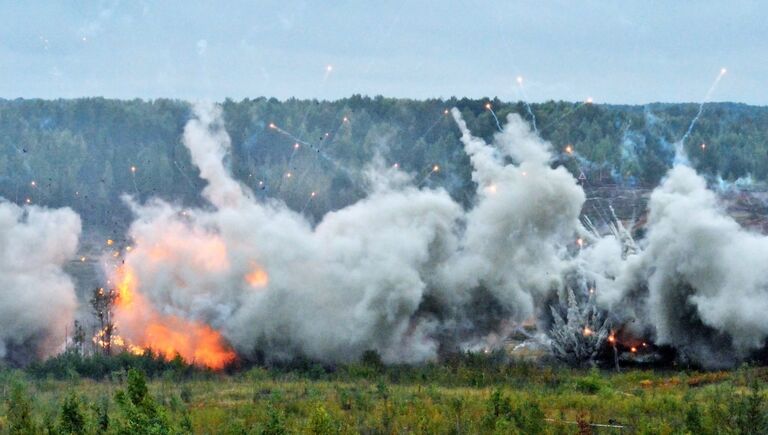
113;368;173;434
57;392;87;434
6;382;37;434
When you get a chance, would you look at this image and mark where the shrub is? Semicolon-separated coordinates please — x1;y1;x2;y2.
58;392;87;434
307;404;338;434
113;368;173;434
6;382;36;434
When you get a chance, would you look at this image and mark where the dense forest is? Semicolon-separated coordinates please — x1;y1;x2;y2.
1;97;767;240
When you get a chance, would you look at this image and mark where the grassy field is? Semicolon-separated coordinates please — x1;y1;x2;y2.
1;358;767;434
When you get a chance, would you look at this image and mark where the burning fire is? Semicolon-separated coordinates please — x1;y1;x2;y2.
245;263;269;288
101;265;236;369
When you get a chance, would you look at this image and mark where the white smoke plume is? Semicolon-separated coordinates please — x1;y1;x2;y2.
595;164;768;367
111;104;587;364
0;200;81;362
103;102;768;369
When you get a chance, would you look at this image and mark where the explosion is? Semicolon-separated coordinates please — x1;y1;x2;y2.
107;265;236;370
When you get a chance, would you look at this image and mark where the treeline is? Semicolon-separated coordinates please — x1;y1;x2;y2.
1;97;766;235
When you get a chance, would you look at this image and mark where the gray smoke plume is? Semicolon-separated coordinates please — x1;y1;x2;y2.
102;102;768;369
602;164;768;367
0;200;81;363
111;104;588;364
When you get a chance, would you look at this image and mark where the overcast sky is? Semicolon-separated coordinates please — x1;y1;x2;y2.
1;1;765;104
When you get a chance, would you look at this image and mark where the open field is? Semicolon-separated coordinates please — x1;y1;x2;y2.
1;358;767;434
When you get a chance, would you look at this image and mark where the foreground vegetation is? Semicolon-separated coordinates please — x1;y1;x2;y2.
2;352;768;434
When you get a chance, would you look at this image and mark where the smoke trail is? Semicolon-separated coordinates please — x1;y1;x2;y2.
485;103;503;132
0;200;81;363
676;68;727;163
516;76;538;133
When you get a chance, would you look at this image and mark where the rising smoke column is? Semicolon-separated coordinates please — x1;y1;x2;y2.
0;201;81;363
433;109;586;347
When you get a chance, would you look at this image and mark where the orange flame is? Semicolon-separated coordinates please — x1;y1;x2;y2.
245;264;269;289
109;265;236;370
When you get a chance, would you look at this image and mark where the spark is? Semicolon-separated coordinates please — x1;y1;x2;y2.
432;164;440;172
80;256;86;262
269;122;276;129
30;180;36;187
700;143;707;150
311;191;316;197
326;65;333;73
589;288;595;294
130;166;137;173
521;171;528;177
443;109;449;115
25;198;31;204
608;335;616;344
516;76;523;85
126;246;133;252
285;172;292;178
586;97;594;104
583;327;593;336
392;163;400;169
107;239;114;246
294;143;300;150
576;238;584;248
630;346;637;353
342;116;349;123
564;144;574;155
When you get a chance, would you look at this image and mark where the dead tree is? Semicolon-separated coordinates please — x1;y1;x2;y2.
90;287;117;355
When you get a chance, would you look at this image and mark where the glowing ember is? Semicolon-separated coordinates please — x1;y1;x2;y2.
245;264;269;288
564;144;574;154
432;164;440;172
583;327;593;336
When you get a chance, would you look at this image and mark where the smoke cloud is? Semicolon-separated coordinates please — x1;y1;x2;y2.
0;200;81;362
6;100;766;370
596;164;768;367
109;104;588;364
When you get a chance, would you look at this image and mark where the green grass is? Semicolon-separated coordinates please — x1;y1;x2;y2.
1;362;767;434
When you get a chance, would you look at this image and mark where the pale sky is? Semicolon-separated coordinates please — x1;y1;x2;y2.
1;1;765;104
